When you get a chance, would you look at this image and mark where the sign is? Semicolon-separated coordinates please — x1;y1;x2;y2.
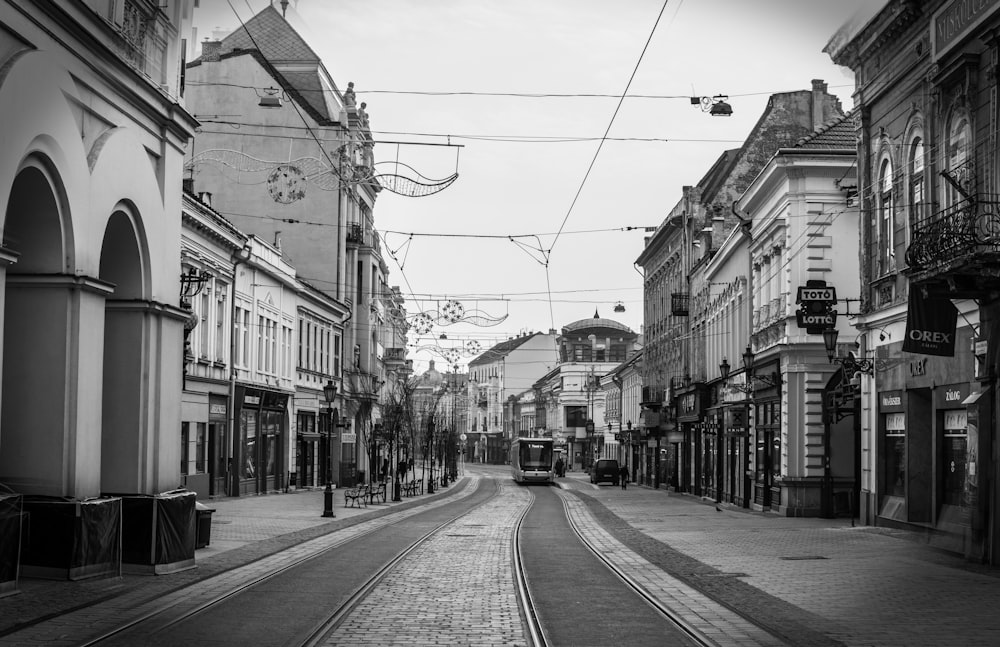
935;383;971;408
342;431;357;443
932;0;1000;59
879;390;905;412
902;289;958;356
460;433;467;441
795;280;837;334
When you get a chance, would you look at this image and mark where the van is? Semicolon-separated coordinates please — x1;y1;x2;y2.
590;459;620;485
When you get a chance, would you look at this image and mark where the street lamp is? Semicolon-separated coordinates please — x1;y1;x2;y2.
822;327;875;376
719;346;780;393
690;94;733;116
322;379;337;518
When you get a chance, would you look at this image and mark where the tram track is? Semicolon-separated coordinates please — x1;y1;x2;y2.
74;477;491;647
557;490;717;647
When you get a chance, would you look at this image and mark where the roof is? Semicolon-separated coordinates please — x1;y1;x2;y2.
194;4;334;122
793;111;856;150
469;332;543;366
697;148;741;203
562;313;633;335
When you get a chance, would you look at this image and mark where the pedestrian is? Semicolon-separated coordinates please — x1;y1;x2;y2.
554;456;564;478
619;464;628;490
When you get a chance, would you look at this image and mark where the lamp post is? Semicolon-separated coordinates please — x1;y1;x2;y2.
322;379;337;518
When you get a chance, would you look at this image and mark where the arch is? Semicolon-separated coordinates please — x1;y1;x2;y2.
902;113;926;249
1;157;82;495
99;201;153;494
875;137;896;276
944;106;973;205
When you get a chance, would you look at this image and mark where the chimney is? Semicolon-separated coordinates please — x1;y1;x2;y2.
198;191;212;208
202;39;222;62
811;79;828;131
182;176;194;195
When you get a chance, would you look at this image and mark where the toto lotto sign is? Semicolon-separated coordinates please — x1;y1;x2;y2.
795;282;837;334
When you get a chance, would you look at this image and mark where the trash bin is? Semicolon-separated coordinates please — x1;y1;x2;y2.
195;502;215;549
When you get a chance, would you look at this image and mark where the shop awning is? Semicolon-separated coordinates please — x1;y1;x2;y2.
962;388;990;405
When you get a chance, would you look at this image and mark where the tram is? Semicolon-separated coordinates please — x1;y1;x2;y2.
510;437;555;484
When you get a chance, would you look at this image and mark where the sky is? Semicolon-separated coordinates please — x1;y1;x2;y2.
192;0;883;376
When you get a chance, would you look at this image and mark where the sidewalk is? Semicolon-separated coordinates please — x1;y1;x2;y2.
0;481;450;637
556;470;1000;646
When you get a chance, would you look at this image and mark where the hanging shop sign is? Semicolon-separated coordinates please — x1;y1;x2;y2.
903;289;958;356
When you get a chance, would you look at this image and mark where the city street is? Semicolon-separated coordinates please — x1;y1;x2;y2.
3;465;999;646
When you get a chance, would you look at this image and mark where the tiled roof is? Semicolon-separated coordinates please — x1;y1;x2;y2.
215;5;331;121
794;111;857;150
469;333;539;366
220;5;319;63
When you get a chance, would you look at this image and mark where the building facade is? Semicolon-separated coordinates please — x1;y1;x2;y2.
829;0;1000;562
0;0;199;575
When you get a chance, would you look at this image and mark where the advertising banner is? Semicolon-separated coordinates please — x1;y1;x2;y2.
902;289;958;356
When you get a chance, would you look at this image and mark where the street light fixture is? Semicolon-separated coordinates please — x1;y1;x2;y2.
822;327;875;376
719;346;781;394
690;94;733;116
322;379;337;518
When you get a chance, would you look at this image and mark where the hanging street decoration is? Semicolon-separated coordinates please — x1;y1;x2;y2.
187;147;459;203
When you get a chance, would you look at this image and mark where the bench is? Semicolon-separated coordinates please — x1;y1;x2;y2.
402;479;419;497
344;484;367;508
366;481;387;505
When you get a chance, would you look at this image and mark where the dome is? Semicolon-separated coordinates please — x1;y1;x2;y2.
563;310;633;335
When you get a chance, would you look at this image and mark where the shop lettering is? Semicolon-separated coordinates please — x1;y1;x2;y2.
935;0;1000;53
946;389;962;401
907;330;953;344
882;396;901;407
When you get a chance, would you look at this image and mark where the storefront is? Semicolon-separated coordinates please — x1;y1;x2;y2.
232;386;289;496
675;386;706;495
750;361;781;511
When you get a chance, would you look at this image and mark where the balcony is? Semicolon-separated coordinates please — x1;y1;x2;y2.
905;194;1000;297
384;347;405;366
345;222;382;254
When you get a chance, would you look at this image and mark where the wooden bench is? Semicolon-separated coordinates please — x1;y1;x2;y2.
366;481;387;505
344;484;367;508
402;479;419;497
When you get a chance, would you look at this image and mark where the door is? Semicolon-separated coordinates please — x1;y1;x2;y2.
209;422;227;496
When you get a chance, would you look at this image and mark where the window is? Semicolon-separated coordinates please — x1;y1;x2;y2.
884;412;905;497
878;158;895;275
908;136;925;243
565;405;587;427
946;113;973;206
199;288;211;357
215;290;226;362
942;409;968;507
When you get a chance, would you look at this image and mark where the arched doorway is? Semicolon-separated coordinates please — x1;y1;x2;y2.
1;160;86;496
98;207;148;494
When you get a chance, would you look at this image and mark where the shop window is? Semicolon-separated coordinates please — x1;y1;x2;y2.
885;412;906;496
242;409;258;479
942;409;968;507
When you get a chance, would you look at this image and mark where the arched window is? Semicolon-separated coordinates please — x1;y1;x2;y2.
946;113;973;206
878;157;895;275
908;135;925;243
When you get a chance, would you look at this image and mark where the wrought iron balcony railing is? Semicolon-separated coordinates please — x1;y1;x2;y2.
905;194;1000;271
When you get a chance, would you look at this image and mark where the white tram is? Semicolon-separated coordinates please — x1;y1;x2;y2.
510;437;555;484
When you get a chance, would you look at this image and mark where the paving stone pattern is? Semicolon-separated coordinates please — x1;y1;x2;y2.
324;480;531;647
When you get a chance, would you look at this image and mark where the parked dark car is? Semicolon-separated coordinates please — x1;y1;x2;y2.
590;459;620;485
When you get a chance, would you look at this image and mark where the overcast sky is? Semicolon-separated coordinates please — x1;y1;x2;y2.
192;0;883;376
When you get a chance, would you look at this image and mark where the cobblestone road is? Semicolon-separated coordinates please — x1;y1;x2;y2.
323;480;532;647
